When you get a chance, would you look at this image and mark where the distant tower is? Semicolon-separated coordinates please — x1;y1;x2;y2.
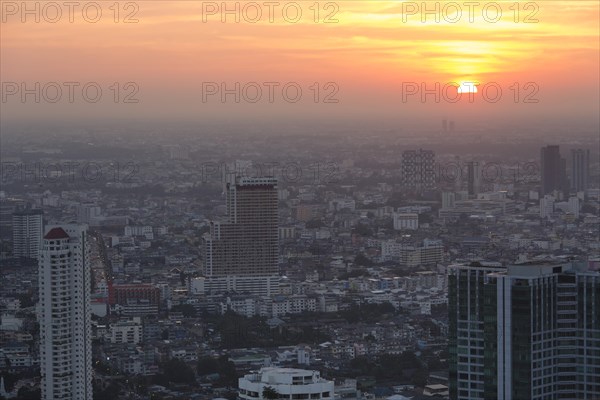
402;149;436;191
442;192;456;209
449;120;455;132
541;145;567;196
571;149;590;193
12;207;43;260
39;225;92;400
467;161;480;196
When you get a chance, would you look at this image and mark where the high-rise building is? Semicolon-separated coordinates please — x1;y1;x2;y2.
541;145;567;196
448;261;600;400
442;192;456;209
38;225;92;400
0;198;25;240
12;207;43;259
402;149;436;190
467;161;481;196
203;176;279;296
571;149;590;193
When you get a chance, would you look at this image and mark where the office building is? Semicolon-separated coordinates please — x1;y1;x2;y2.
448;261;600;400
38;225;92;400
402;149;436;190
204;176;279;296
393;213;419;230
541;145;567;196
239;367;334;400
540;195;555;219
442;192;456;209
0;198;26;240
571;149;590;193
12;207;43;259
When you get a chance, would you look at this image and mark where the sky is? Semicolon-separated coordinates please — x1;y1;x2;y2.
1;0;599;127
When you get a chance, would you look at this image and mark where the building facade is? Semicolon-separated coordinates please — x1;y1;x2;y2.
449;261;600;400
541;145;567;196
204;176;279;296
571;149;590;193
393;213;419;231
38;225;92;400
12;207;43;259
401;149;436;190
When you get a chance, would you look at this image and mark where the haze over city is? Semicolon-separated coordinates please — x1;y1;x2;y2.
0;1;599;400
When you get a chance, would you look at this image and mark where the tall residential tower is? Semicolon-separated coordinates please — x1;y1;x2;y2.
38;225;92;400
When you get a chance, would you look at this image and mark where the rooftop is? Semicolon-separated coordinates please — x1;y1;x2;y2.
44;227;69;240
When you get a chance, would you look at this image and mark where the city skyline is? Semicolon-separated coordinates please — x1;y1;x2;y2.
0;0;598;399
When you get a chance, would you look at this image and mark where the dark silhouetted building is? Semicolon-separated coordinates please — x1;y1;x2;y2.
402;149;436;191
540;145;567;196
571;149;590;193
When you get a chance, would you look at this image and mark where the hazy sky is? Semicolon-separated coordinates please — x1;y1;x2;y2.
1;1;599;126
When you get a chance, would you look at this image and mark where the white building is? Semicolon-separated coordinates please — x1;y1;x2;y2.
77;203;101;224
124;225;153;239
442;192;456;209
540;195;555;218
109;317;143;344
239;368;334;400
393;213;419;231
12;207;43;259
38;224;92;400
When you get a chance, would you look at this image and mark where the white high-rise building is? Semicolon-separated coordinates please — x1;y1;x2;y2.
38;224;92;400
12;207;43;259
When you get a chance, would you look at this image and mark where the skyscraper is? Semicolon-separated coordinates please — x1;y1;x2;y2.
203;176;279;296
0;198;25;240
467;161;481;196
39;225;92;400
449;261;600;400
571;149;590;193
401;149;436;190
12;207;43;260
541;145;567;196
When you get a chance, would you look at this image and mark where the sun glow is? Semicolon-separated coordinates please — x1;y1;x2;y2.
457;82;479;94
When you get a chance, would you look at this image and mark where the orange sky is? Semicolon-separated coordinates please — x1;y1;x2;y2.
1;1;599;125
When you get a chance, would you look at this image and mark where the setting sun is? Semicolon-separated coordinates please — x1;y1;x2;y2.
457;82;479;94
